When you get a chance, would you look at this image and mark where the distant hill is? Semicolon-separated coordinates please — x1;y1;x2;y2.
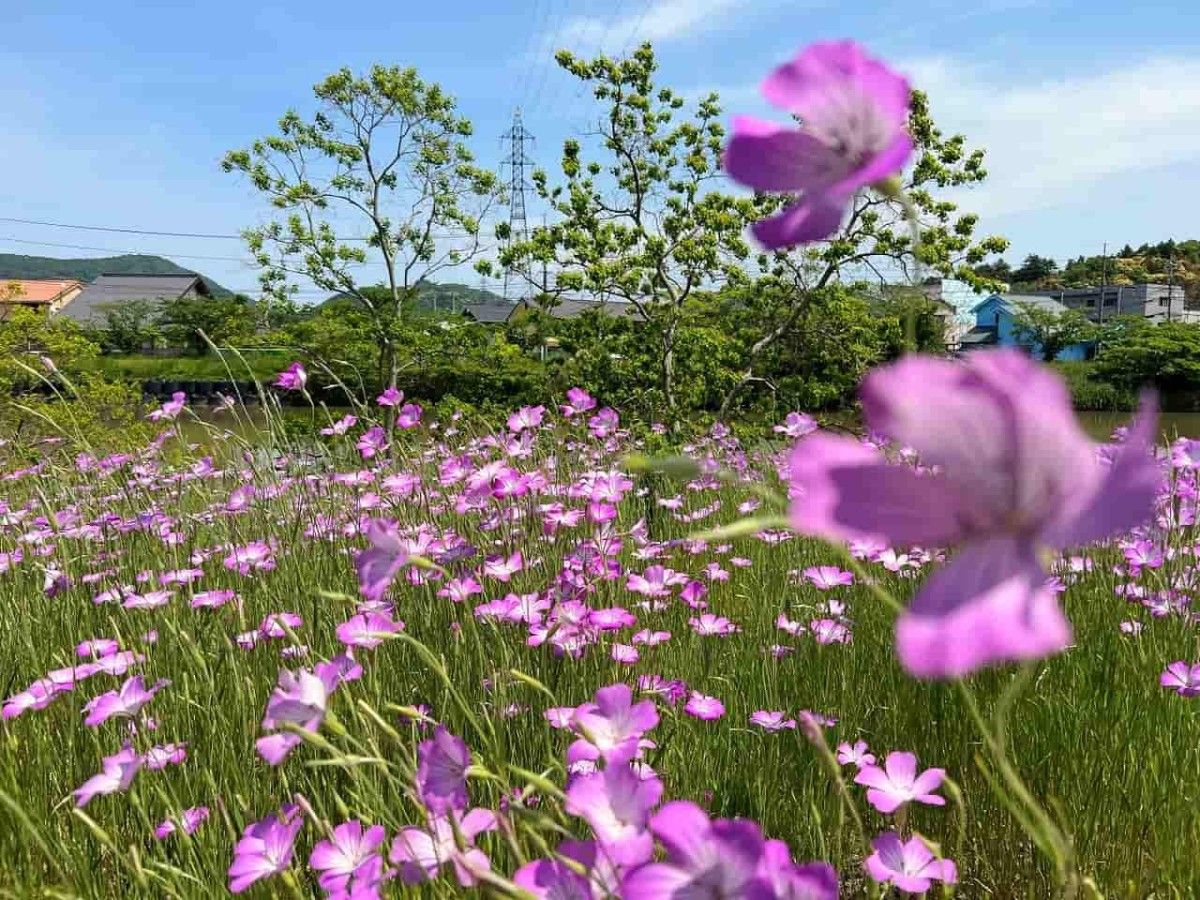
0;253;233;297
975;240;1200;301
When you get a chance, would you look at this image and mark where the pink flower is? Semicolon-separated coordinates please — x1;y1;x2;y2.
310;820;387;893
749;710;796;731
621;802;837;899
612;644;640;664
155;806;209;839
804;565;854;589
626;565;687;598
561;387;597;417
508;405;546;432
397;403;423;429
1160;661;1200;697
274;362;307;391
514;840;617;898
416;726;471;814
565;762;662;867
865;832;957;893
83;675;169;726
570;683;659;763
390;809;496;886
376;387;403;407
148;391;187;422
688;614;740;637
72;744;142;807
336;611;404;648
588;408;620;439
354;519;410;603
684;692;725;721
788;351;1159;678
632;629;671;646
256;668;332;765
76;638;120;659
854;751;945;814
483;551;524;582
775;411;818;439
836;740;876;768
228;811;303;893
321;413;358;436
724;41;913;247
356;426;388;459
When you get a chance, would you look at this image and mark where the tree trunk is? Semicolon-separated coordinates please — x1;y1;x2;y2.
662;323;677;414
380;337;397;433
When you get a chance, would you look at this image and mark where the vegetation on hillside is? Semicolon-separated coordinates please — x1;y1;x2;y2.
976;240;1200;299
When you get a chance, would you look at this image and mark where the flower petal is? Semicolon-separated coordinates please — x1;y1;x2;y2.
751;194;847;248
724;117;844;192
788;433;968;546
762;41;909;129
1046;393;1160;548
896;538;1071;678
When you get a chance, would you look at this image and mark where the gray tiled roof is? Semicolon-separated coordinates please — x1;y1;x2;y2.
519;297;646;321
960;326;999;345
56;274;207;324
462;299;518;324
463;296;647;323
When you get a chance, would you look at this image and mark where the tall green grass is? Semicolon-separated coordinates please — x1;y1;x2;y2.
0;413;1195;898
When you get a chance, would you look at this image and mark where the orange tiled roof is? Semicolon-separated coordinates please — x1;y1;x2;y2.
0;279;86;304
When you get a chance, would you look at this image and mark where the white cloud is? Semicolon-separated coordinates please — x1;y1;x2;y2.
897;54;1200;220
543;0;742;57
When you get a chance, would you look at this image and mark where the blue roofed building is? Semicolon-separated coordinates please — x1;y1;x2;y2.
959;293;1093;361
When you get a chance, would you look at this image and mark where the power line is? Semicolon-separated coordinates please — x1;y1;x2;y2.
0;215;504;243
0;236;254;263
0;216;245;240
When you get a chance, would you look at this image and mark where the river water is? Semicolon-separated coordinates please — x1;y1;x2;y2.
1076;411;1200;441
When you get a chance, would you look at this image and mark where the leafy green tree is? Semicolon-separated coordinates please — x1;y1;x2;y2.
974;258;1013;282
715;87;1008;416
492;44;767;415
0;306;99;390
1012;253;1060;284
92;300;161;353
760;285;901;412
223;65;500;415
158;295;256;354
0;306;147;445
1095;321;1200;396
1011;301;1097;361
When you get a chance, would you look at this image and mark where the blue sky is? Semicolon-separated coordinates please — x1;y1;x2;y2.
2;0;1198;299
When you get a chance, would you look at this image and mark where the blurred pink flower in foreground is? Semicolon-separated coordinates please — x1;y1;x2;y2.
788;350;1159;678
724;41;914;247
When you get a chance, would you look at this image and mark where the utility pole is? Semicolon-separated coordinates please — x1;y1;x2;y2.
1099;242;1107;326
541;212;550;294
500;108;535;303
1166;246;1178;323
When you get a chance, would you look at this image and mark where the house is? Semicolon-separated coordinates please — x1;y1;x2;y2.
461;299;518;324
960;293;1092;361
0;279;85;318
918;278;993;348
462;294;645;325
1025;283;1185;324
875;282;970;350
54;273;211;326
